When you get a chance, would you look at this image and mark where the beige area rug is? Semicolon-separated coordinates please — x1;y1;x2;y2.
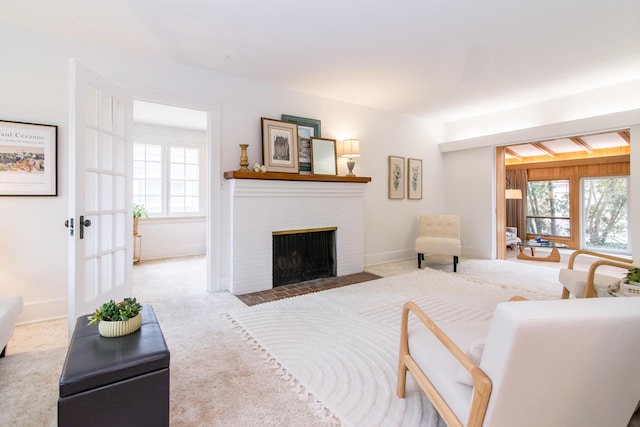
226;266;559;427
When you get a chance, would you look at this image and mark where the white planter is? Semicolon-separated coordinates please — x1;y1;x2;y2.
98;313;142;337
620;281;640;297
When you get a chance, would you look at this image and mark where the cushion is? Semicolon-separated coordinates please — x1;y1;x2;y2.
455;339;485;386
558;268;621;297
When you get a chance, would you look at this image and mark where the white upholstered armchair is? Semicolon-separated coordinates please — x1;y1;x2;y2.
415;215;462;272
397;297;640;427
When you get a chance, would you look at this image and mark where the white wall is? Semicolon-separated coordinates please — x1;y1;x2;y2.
442;146;496;259
0;22;445;323
439;91;640;261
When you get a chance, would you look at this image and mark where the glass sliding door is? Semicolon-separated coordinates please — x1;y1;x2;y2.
582;176;629;254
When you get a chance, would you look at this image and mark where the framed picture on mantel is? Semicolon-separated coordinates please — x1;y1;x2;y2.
281;115;321;174
261;118;299;173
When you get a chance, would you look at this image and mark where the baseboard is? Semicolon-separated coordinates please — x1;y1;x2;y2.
365;249;414;266
17;297;67;325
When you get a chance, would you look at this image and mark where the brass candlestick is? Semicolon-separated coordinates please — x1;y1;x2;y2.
239;144;249;171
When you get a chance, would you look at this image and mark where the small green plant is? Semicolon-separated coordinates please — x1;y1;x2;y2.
133;203;149;219
626;268;640;284
87;297;142;326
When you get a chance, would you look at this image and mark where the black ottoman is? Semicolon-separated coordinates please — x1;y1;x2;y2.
58;304;170;427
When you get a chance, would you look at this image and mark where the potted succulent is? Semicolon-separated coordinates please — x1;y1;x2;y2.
87;297;143;337
621;268;640;297
133;203;148;235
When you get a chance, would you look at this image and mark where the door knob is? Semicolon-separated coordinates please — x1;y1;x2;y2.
79;215;92;239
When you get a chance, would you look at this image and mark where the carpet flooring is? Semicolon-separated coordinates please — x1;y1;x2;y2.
0;254;620;426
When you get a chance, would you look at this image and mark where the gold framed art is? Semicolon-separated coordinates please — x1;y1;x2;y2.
261;118;299;173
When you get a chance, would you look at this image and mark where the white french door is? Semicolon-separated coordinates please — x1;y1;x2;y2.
67;59;133;336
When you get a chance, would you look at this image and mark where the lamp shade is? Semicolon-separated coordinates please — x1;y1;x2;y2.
340;139;360;158
505;189;523;200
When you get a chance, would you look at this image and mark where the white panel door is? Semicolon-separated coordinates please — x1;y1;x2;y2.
67;59;133;336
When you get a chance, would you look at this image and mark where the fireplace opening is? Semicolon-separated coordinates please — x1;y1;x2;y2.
272;227;337;287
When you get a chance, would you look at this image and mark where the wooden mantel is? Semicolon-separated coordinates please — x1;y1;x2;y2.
224;170;371;183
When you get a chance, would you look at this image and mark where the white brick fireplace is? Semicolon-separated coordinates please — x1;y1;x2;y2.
221;175;369;294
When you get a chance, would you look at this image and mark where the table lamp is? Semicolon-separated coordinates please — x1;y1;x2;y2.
341;138;360;177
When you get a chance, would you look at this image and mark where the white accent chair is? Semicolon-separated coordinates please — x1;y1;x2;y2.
415;215;462;272
505;227;520;250
558;249;637;298
0;295;23;358
397;297;640;427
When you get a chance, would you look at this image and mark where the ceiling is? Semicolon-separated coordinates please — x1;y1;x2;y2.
505;130;631;164
4;1;640;122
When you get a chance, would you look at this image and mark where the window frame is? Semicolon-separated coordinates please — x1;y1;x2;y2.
525;179;571;239
580;175;630;255
133;135;206;218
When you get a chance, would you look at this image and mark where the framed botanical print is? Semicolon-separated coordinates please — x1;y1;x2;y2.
407;158;423;200
388;156;405;199
281;115;321;174
261;118;299;173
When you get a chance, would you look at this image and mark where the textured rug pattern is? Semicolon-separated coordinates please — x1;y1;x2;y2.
226;267;557;426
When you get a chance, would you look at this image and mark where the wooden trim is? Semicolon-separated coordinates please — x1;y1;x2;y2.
496;147;507;260
272;227;337;236
224;170;371;183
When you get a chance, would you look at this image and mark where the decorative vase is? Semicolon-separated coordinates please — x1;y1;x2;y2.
98;313;142;337
239;144;249;171
133;217;140;236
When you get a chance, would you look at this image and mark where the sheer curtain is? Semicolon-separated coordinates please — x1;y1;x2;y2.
506;169;527;241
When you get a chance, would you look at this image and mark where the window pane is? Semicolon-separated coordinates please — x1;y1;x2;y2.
185;165;199;180
583;177;629;252
186;181;199;196
147;162;162;179
526;180;570;237
170;163;185;179
171;181;185;196
185;196;199;212
170;196;185;212
170;147;184;163
185;148;199;164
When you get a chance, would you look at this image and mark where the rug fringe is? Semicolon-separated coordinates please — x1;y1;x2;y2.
223;313;344;426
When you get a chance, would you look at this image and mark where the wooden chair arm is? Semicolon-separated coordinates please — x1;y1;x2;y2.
398;301;492;427
567;249;633;270
583;259;640;298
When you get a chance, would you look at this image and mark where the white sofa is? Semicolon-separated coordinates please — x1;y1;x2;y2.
0;296;23;357
398;297;640;427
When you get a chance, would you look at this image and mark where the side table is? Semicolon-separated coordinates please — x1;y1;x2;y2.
58;304;170;427
133;233;142;263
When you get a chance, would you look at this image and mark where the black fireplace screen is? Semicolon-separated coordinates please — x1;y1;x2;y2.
272;229;336;287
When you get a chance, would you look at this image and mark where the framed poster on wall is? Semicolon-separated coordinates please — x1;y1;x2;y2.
0;120;57;196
